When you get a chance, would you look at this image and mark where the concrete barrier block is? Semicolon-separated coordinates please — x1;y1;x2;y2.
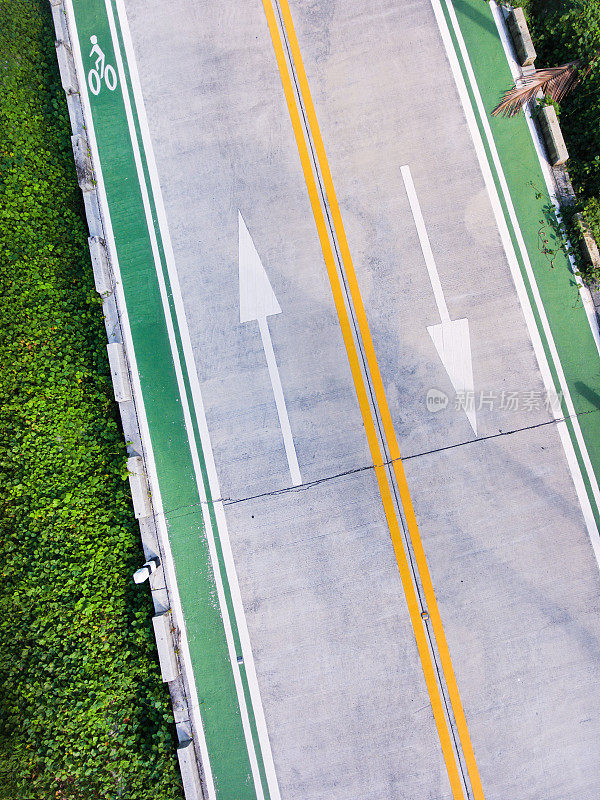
127;456;152;519
51;6;68;42
65;92;84;136
538;105;569;166
106;342;132;402
55;40;78;94
88;236;112;295
575;213;600;268
152;612;180;683
177;740;203;800
175;718;193;741
152;587;170;615
118;400;141;453
507;7;536;67
82;190;103;238
71;134;94;192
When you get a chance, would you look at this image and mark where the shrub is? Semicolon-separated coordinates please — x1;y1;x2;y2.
0;1;184;797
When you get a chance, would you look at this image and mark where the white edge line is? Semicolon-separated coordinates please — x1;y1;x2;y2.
102;1;270;798
113;2;282;799
429;0;600;567
62;3;217;798
489;1;600;357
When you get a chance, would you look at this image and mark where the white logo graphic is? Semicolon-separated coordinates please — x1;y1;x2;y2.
87;35;118;96
426;388;449;413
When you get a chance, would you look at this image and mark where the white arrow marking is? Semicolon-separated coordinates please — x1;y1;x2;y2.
401;165;477;434
239;211;302;485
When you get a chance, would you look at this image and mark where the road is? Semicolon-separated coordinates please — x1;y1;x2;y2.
59;0;600;798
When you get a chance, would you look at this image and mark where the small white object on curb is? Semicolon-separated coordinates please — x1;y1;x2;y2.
127;456;152;519
133;556;160;584
152;612;180;682
106;342;132;402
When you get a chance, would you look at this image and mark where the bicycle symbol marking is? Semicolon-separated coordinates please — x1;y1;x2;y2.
87;35;117;96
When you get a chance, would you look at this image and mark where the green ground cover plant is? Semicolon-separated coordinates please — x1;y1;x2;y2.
509;0;600;264
0;1;184;798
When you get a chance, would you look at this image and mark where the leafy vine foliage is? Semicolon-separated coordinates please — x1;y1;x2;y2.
0;2;184;797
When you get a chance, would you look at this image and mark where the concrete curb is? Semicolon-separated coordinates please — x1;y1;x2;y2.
48;3;206;797
537;105;569;167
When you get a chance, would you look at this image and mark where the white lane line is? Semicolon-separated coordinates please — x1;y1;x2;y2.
430;0;600;564
489;0;600;356
103;2;267;797
239;211;302;486
401;164;477;434
61;3;216;798
113;3;282;798
259;317;302;485
401;165;450;324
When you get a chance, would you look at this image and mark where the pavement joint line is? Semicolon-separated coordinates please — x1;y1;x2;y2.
439;0;600;568
53;2;209;797
160;409;597;517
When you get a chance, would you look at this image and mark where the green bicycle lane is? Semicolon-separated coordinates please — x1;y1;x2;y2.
64;0;273;797
437;0;600;538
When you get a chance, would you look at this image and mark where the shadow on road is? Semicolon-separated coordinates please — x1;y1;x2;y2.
574;381;600;411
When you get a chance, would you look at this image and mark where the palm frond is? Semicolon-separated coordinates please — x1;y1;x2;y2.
492;61;583;117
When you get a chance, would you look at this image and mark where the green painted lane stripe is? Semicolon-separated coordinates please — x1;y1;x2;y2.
106;2;273;796
439;0;600;533
67;0;264;796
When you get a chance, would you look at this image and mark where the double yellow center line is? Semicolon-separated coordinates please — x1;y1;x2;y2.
261;1;485;797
